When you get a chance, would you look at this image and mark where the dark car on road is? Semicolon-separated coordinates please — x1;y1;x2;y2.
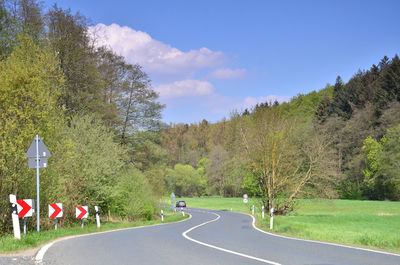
176;201;186;207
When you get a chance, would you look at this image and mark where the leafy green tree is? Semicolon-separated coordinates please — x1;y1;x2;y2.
46;5;102;115
50;114;126;222
362;125;400;200
0;35;64;233
112;167;156;221
165;164;206;197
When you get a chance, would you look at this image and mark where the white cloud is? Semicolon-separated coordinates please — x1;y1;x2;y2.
88;23;225;74
155;80;214;98
210;68;247;79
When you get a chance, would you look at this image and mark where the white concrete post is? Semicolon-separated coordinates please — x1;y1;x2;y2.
161;210;164;222
9;194;21;239
95;206;101;228
262;206;265;219
270;207;274;230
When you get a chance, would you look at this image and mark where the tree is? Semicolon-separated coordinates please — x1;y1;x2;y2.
46;5;102;115
119;64;164;144
165;164;206;197
0;35;64;233
51;114;126;221
238;107;339;214
362;125;400;200
207;145;229;196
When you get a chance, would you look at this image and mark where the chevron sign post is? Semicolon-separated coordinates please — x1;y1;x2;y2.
17;199;35;218
76;206;88;228
17;199;35;235
49;203;63;230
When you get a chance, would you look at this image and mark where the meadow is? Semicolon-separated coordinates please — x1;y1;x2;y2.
178;197;400;253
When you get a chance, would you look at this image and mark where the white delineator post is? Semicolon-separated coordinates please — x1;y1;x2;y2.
9;194;21;239
95;206;101;228
270;208;274;230
252;205;254;215
161;210;164;222
262;206;265;219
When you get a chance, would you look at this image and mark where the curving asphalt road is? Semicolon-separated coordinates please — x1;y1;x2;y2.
2;208;400;265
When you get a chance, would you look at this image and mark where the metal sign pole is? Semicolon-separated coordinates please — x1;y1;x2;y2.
24;217;27;234
35;134;40;232
55;218;58;230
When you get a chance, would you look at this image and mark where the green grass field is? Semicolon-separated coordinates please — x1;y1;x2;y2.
178;197;400;253
0;212;187;253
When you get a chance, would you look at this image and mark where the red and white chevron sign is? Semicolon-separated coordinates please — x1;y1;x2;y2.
17;199;34;218
76;206;88;219
49;203;63;218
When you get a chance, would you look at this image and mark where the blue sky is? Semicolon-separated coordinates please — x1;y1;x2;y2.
42;0;400;124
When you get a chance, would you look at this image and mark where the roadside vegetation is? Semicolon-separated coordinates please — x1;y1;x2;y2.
0;211;187;253
1;0;399;241
179;197;400;253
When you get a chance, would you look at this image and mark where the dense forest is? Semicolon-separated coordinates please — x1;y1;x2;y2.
0;0;399;234
161;56;400;207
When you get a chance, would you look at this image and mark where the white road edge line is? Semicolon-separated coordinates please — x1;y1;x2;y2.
182;211;281;265
245;213;400;257
35;214;192;264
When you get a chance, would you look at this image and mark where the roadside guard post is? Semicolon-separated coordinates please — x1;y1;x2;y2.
25;134;51;232
9;194;21;239
76;206;89;228
17;199;35;234
49;203;63;230
161;210;164;222
262;205;265;219
270;208;274;230
95;206;101;228
252;205;255;215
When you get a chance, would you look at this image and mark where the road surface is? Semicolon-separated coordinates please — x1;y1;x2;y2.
1;208;399;265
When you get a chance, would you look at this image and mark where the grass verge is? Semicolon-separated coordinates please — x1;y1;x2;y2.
0;212;188;254
179;197;400;253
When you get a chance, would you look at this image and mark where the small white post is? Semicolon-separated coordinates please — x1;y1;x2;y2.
81;218;84;229
252;205;254;215
230;208;232;212
161;210;164;222
262;206;265;219
182;210;185;216
9;194;21;239
270;208;274;230
95;206;101;228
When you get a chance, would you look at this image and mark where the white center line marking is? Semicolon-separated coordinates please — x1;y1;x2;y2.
182;211;281;265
